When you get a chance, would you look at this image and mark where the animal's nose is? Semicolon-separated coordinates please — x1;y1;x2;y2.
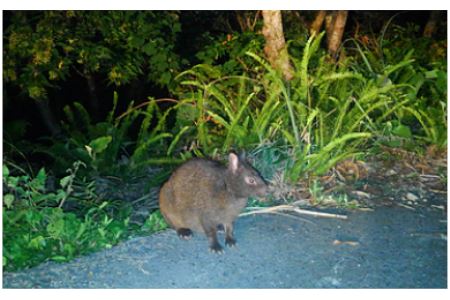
258;184;268;196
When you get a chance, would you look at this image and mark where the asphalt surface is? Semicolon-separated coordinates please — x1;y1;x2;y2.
3;201;447;288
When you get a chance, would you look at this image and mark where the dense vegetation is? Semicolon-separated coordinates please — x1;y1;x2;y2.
3;11;447;271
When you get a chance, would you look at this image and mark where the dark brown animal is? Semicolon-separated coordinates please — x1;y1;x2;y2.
159;153;267;253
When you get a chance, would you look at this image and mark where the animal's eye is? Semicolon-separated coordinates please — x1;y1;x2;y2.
246;177;256;185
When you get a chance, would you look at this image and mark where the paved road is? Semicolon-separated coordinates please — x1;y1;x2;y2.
3;204;447;288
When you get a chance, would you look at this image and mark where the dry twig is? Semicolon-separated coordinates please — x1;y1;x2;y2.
240;205;348;220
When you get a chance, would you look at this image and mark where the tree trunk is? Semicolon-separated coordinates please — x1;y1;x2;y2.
310;10;327;36
35;99;62;136
325;12;334;45
423;11;441;37
236;11;247;32
327;10;348;59
261;10;294;81
236;11;261;32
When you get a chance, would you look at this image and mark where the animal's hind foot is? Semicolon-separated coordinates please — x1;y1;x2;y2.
209;242;224;254
225;237;237;247
177;228;193;240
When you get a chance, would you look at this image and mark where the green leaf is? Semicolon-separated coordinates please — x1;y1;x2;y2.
129;35;145;48
35;168;47;187
385;140;402;147
143;42;156;56
59;175;71;188
131;133;172;162
75;223;87;240
435;70;447;93
160;72;171;85
88;136;112;154
63;243;76;257
4;194;14;209
7;176;19;188
424;70;438;79
29;168;46;192
3;165;9;177
47;218;65;239
167;126;190;156
392;124;412;138
51;256;68;262
98;228;105;238
55;190;67;202
28;236;46;250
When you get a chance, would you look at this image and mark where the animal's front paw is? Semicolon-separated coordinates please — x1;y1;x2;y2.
225;237;237;248
177;228;193;240
209;243;224;254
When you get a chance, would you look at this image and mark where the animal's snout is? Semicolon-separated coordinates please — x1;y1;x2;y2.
256;183;269;198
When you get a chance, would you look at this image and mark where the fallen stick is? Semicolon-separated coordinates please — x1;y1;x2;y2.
292;207;348;219
419;174;441;178
240;205;348;220
333;239;359;246
430;189;447;194
268;211;316;225
397;203;415;210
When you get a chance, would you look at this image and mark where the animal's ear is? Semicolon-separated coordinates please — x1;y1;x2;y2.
228;152;240;173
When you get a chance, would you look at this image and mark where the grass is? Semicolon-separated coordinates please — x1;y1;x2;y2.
173;33;427;184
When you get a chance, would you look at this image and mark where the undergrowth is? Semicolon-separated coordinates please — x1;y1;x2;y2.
2;162;167;271
3;26;446;271
173;32;438;183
